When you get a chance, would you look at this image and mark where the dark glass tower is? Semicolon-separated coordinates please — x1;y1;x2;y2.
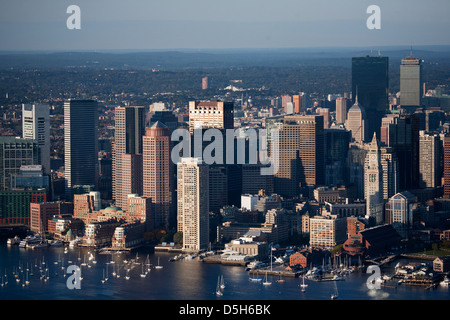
352;56;389;139
64;100;98;192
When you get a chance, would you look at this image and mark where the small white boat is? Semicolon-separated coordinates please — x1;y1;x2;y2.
263;272;272;286
440;277;450;287
155;257;163;269
216;276;223;296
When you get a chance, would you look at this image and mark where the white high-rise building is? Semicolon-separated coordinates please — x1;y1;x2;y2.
22;104;50;174
177;158;209;253
364;134;384;225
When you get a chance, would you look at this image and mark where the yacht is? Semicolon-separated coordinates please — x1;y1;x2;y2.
7;236;20;245
440;276;450;287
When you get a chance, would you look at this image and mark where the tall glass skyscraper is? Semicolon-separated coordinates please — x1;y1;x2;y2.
64;100;98;193
352;55;389;139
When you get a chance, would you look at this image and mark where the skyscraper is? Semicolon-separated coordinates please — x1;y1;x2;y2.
352;55;389;138
177;158;209;253
274;115;324;197
444;135;450;198
22;104;50;174
400;50;423;108
188;100;234;134
419;131;441;188
64;100;98;192
143;122;174;230
345;95;368;143
364;134;384;225
293;93;305;114
112;106;145;209
335;97;347;125
380;147;399;200
387;115;420;190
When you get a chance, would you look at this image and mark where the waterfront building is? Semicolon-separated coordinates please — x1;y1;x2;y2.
30;201;73;234
83;220;121;248
0;188;47;225
22;104;50;174
111;221;146;249
308;213;347;249
177;158;209;253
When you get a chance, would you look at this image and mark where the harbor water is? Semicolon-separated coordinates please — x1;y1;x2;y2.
0;243;449;300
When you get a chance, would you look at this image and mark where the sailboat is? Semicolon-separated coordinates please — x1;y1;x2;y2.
276;274;285;283
300;275;308;293
140;262;146;278
101;269;106;284
249;272;262;282
216;276;223;296
331;281;339;300
263;272;272;286
220;275;225;290
155;257;163;269
125;269;130;280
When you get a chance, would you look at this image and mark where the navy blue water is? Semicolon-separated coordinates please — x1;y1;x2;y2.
0;243;448;300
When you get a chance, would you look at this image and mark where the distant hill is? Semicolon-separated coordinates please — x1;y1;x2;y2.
0;46;449;70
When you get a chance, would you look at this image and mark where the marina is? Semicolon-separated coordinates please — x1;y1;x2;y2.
0;240;449;300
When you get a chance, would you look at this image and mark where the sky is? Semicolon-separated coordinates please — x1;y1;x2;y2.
0;0;449;51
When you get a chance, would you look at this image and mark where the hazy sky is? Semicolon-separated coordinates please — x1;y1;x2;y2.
1;0;449;51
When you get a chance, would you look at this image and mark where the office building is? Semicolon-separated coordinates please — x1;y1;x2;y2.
419;131;441;188
380;147;399;200
177;158;209;253
444;135;450;198
188;100;234;134
112;106;145;209
345;95;368;143
0;188;47;225
0;137;40;191
352;55;389;138
364;134;384;225
22;104;50;174
64;100;98;191
309;213;347;249
293;93;305;114
143;121;173;229
274;115;324;198
335;97;347;125
387;115;420;190
386;191;418;238
400;50;423;107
